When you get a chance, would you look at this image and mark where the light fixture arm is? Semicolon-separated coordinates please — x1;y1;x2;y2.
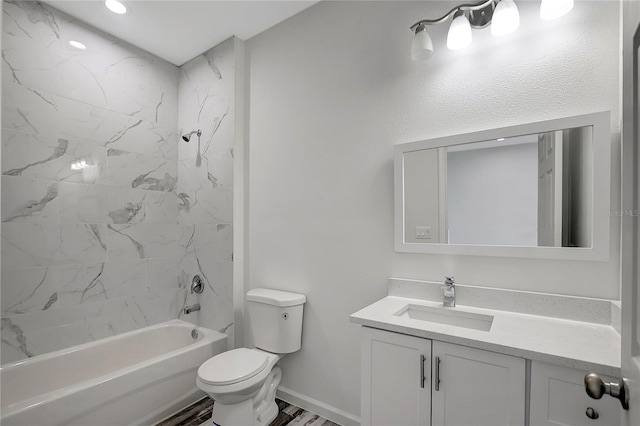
409;0;496;31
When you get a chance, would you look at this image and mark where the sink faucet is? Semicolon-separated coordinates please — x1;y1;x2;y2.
183;304;201;315
443;277;455;307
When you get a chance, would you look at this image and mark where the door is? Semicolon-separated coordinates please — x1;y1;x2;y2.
538;131;563;247
530;361;620;425
587;3;639;422
361;327;431;426
431;341;526;426
613;2;640;425
620;2;640;424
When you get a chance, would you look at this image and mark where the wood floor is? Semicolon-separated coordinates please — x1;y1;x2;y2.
156;397;341;426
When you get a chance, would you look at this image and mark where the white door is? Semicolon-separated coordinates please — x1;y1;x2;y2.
360;327;432;426
611;2;640;426
538;131;563;246
431;341;526;426
621;4;640;424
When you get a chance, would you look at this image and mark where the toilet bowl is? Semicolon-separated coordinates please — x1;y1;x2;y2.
196;288;306;426
197;348;283;425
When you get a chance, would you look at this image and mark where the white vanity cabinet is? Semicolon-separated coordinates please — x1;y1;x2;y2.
431;340;526;426
361;327;432;426
361;327;526;426
529;361;621;426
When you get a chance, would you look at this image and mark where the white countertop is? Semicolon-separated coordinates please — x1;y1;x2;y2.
350;296;621;377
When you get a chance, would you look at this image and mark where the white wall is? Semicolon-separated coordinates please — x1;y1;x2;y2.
403;148;442;243
247;0;621;420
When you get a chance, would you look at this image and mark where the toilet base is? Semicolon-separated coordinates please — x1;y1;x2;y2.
211;399;254;426
210;366;282;426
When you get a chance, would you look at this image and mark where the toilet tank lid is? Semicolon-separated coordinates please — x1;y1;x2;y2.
246;288;306;307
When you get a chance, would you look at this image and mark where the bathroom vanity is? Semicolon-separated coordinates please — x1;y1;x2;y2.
350;279;622;426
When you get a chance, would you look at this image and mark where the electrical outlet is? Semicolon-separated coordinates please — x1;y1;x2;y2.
415;226;432;239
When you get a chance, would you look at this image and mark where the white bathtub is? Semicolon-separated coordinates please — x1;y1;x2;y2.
0;319;227;426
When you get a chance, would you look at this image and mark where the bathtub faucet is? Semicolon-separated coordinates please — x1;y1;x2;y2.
184;304;201;315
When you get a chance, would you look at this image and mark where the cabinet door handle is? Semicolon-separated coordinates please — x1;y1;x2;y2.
420;354;426;388
435;356;441;391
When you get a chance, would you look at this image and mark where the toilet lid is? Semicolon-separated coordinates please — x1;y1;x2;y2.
198;348;269;385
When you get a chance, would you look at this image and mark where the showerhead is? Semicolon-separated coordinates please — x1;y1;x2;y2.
181;129;202;142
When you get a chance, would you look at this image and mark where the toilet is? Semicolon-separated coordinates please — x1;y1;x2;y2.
196;288;306;426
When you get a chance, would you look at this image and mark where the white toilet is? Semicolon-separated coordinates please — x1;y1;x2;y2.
196;288;306;426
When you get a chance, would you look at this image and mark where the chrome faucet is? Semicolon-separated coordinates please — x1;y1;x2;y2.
443;276;455;307
183;304;201;315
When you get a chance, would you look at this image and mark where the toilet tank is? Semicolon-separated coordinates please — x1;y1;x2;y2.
246;288;306;354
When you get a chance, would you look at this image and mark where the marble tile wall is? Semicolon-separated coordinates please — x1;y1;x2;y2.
0;0;197;364
177;39;235;346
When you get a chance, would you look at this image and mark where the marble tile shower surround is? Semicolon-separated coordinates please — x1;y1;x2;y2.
177;39;235;344
1;1;235;364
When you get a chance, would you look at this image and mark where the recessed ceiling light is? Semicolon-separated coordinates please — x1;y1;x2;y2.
497;138;505;141
69;40;87;50
105;0;127;15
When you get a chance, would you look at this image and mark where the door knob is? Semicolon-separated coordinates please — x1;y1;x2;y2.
584;373;630;410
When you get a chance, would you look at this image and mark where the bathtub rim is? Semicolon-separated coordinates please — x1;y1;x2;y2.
0;319;227;419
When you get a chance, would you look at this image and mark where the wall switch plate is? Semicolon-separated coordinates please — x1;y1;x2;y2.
415;226;432;239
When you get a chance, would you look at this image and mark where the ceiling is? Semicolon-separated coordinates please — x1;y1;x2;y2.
42;0;319;66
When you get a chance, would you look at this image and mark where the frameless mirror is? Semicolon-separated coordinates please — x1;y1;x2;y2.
394;112;611;260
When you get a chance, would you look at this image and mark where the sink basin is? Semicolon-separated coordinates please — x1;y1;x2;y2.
394;304;494;332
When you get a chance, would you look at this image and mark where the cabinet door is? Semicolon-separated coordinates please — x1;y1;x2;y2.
431;341;526;426
529;361;620;426
361;327;432;426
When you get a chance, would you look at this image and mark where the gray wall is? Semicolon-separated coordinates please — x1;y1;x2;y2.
563;126;593;247
447;142;538;246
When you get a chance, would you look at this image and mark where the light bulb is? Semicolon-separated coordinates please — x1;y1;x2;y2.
491;0;520;37
411;25;434;61
540;0;574;20
447;11;472;50
105;0;127;15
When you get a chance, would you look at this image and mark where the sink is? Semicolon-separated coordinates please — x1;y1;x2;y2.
394;304;494;332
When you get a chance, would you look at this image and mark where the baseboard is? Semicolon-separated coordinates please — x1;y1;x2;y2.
276;386;360;426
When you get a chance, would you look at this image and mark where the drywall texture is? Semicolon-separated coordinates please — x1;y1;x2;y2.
177;38;236;344
247;0;621;420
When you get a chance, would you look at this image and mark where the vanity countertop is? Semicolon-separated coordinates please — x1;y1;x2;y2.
350;295;620;377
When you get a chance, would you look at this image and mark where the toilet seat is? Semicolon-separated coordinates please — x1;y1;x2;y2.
198;348;269;386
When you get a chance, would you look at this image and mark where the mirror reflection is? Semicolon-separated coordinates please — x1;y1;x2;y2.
403;126;593;248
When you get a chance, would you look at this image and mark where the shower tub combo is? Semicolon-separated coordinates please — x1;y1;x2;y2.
0;319;227;426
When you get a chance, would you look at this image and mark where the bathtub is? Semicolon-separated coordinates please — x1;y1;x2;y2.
0;319;227;426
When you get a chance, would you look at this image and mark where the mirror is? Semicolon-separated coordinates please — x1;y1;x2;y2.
394;112;611;260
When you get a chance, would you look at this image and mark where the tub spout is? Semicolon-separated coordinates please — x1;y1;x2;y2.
183;304;201;315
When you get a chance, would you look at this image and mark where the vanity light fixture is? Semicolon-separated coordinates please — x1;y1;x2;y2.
491;0;520;37
540;0;574;21
105;0;127;15
447;10;473;50
410;0;571;61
